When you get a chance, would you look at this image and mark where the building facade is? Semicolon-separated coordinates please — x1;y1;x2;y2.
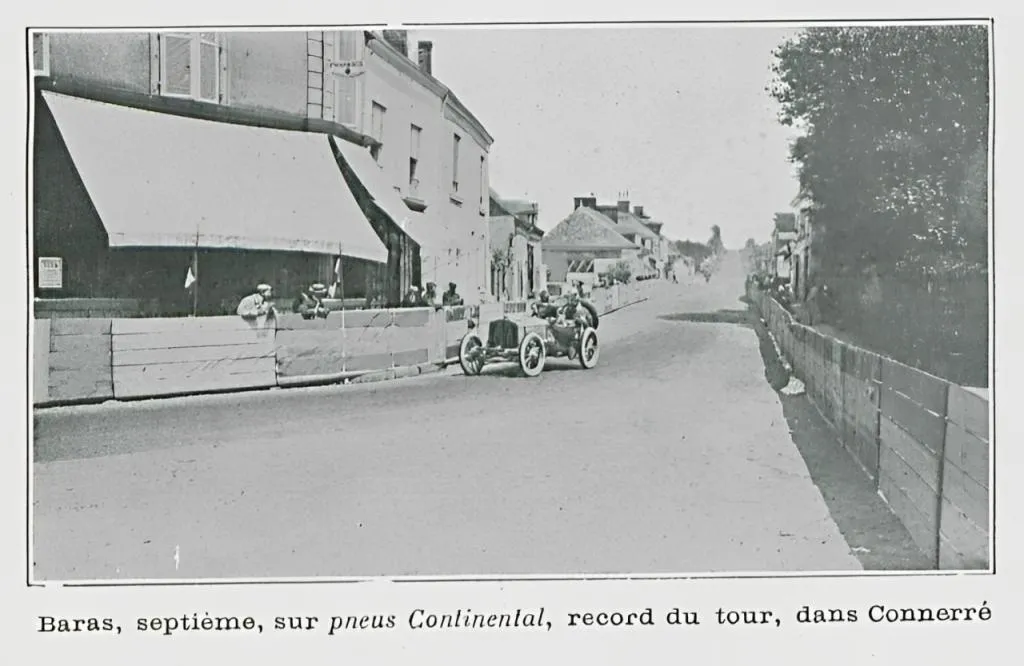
32;30;400;313
341;31;494;303
489;191;544;300
31;29;495;312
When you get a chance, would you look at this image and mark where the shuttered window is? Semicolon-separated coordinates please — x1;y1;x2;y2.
333;31;362;126
32;32;50;76
159;32;221;102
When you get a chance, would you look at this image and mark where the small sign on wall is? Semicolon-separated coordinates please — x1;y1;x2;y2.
38;257;63;289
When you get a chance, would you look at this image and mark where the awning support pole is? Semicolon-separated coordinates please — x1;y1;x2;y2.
192;232;199;318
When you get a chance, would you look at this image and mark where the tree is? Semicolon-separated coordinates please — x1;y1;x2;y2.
768;25;989;284
768;25;990;383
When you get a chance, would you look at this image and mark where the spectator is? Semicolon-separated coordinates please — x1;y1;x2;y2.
237;283;275;320
402;286;424;308
442;282;464;306
423;282;439;307
294;282;329;319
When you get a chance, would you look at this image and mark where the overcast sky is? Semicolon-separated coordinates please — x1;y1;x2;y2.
411;26;802;249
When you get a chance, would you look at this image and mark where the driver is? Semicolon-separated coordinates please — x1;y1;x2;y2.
533;290;560;319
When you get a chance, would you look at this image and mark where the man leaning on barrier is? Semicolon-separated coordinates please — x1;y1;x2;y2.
237;283;276;320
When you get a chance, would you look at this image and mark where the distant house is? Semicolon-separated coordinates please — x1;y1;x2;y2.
791;206;814;300
489;189;544;300
771;212;798;280
591;199;663;279
541;198;639;285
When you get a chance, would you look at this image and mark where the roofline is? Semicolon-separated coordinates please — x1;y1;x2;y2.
542;243;637;252
367;34;494;148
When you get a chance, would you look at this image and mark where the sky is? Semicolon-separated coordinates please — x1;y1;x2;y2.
411;26;802;249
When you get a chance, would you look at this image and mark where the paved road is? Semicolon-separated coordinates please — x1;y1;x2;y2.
32;253;861;580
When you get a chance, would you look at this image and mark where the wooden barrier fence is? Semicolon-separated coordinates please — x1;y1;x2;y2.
749;285;990;570
32;282;654;407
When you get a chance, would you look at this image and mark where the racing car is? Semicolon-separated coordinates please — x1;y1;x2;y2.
458;294;600;377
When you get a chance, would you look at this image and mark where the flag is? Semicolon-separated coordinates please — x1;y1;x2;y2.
328;256;342;298
184;255;197;290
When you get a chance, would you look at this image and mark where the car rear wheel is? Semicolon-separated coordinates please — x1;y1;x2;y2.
518;332;546;377
459;333;485;376
578;327;599;369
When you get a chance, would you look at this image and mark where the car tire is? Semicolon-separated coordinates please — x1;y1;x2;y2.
578;327;599;369
459;333;485;376
518;332;546;377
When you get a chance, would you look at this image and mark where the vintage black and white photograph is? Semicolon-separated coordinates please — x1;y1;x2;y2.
28;21;992;582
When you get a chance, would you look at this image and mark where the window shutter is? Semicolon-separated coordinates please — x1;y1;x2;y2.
199;39;219;101
163;34;192;96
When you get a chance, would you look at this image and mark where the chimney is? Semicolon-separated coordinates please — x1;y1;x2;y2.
417;41;433;75
382;30;408;57
633;205;644;217
617;200;630;213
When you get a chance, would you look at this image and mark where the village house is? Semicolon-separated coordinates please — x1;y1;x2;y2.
488;189;544;300
591;199;662;280
31;29;494;315
349;31;494;303
770;212;798;282
790;205;814;301
540;197;640;289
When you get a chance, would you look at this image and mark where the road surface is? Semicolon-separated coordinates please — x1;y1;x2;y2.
32;252;862;580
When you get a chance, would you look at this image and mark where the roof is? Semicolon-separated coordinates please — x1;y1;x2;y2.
42;91;387;263
773;213;797;232
615;213;661;240
542;207;638;251
499;199;539;216
367;35;493;147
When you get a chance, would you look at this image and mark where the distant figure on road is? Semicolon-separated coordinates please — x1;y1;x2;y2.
237;284;275;320
442;282;464;306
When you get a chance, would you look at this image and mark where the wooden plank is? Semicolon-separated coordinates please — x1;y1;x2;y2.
938;498;989;569
879;470;938;563
33;319;51;404
112;328;271;351
880;387;947;456
393;349;429;367
879;417;941;494
47;369;114;401
341;310;394;329
387;325;433;354
113;342;274;367
938;532;969;570
50;319;112;336
941;460;989;529
881;357;950;415
113;363;277;398
274;313;344;331
47;349;115;372
960;425;989;489
392;309;432;327
113;357;272;382
947;385;989;440
112;316;265;334
49;331;110;351
879;437;940;530
345;352;393;372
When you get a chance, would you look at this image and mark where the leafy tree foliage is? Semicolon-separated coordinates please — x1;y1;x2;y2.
768;25;990;384
769;25;989;282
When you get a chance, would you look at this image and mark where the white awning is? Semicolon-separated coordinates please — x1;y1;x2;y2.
331;137;446;253
42;91;388;264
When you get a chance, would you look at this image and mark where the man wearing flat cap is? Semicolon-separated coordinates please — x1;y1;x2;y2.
237;283;275;320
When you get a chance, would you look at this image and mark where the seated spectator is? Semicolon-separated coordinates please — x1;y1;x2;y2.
442;282;464;306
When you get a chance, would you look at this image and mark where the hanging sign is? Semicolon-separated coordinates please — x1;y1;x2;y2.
38;257;63;289
330;60;366;77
